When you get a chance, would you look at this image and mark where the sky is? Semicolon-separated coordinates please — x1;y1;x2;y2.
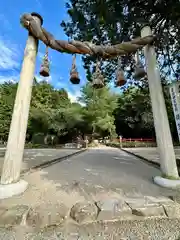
0;0;87;102
0;1;175;105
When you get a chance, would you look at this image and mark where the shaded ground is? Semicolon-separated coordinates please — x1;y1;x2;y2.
0;148;81;174
43;148;177;199
123;147;180;165
0;148;180;240
1;147;180;239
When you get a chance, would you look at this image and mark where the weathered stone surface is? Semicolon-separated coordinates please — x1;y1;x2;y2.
96;198;132;220
0;205;29;226
125;197;150;207
146;196;173;204
130;205;165;217
170;194;180;204
163;203;180;218
27;203;68;228
70;201;98;224
125;197;166;217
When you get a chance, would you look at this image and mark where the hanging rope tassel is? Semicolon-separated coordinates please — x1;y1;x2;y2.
115;57;126;87
92;61;105;89
133;50;146;80
39;46;50;77
70;54;80;84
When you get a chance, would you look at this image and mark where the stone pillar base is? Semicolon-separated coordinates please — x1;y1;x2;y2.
154;176;180;189
0;179;28;200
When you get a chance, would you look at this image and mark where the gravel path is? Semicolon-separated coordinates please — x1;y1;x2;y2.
0;148;81;174
43;148;177;200
123;147;180;164
0;218;180;239
1;147;180;239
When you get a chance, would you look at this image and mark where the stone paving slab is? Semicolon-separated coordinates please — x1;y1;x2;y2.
0;168;180;228
123;147;180;165
96;199;132;221
0;148;84;175
1;194;180;240
0;165;179;229
1;193;180;228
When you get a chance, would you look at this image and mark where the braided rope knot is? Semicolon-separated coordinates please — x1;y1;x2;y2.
20;13;156;59
20;13;31;28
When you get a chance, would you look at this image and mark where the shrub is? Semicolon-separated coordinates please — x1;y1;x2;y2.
106;141;157;148
25;143;43;148
32;133;45;144
88;140;99;147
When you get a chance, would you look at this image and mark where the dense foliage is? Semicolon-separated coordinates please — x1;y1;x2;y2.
0;80;118;143
59;0;179;142
1;1;179;143
0;79;177;144
61;0;180;83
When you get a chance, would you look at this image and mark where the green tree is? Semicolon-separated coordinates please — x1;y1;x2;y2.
114;86;154;138
0;79;176;143
79;83;118;138
0;80;85;143
29;80;71;139
0;81;18;140
114;84;177;140
61;0;180;82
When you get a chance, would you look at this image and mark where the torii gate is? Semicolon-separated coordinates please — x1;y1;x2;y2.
0;12;179;199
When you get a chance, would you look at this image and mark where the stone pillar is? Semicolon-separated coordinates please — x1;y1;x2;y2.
0;13;43;198
141;26;179;178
